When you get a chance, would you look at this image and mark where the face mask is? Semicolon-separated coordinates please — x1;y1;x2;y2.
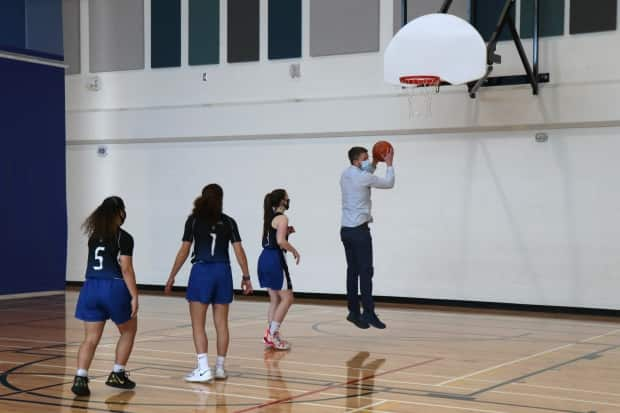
284;199;290;210
360;159;373;172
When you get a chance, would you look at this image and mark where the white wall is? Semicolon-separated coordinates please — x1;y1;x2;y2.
66;0;620;309
67;128;620;310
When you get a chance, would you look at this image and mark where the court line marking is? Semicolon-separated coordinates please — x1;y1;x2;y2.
87;379;347;411
28;341;523;388
6;348;618;410
90;351;449;389
123;343;445;369
581;328;620;343
6;349;479;396
0;360;172;378
232;357;443;413
127;346;440;373
12;344;482;396
12;348;486;394
0;337;66;345
99;335;172;348
437;343;575;386
0;358;361;401
0;396;126;413
15;339;620;397
9;357;620;406
2;363;345;411
509;382;620;398
488;389;620;408
346;399;387;413
196;378;353;398
438;328;620;386
106;346;506;385
348;399;508;413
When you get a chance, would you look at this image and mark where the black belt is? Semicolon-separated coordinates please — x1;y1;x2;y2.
342;222;369;230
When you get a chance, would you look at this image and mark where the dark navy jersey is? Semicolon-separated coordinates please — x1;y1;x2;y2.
183;213;241;263
85;229;134;279
263;212;284;249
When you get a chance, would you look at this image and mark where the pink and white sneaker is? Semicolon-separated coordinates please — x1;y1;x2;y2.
264;331;290;351
263;327;272;348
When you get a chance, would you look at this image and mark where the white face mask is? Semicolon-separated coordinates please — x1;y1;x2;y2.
360;159;373;172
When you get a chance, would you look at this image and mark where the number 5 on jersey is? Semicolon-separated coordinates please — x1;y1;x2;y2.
94;246;105;270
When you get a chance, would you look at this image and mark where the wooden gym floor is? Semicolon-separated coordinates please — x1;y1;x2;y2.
0;291;619;412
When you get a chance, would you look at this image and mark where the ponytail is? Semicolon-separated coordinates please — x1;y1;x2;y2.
263;193;273;241
262;189;287;240
193;184;223;225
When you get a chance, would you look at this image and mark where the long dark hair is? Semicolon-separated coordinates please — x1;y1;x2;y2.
263;189;287;240
193;184;223;225
82;196;126;241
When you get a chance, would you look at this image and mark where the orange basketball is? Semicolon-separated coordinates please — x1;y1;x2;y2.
372;141;393;162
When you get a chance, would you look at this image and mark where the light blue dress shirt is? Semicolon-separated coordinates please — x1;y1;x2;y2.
340;165;395;228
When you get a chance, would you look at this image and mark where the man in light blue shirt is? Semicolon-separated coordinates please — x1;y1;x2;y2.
340;146;394;329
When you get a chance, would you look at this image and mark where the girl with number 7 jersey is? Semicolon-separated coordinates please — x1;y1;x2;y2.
165;184;253;383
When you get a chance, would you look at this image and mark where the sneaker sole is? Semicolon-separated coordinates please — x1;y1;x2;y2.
105;382;136;390
185;376;214;383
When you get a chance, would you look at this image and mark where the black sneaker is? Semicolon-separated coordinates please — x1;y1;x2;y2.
71;375;90;396
346;313;370;329
105;371;136;390
361;313;386;329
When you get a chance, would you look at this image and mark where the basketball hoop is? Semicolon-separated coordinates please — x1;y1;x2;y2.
384;13;486;119
399;75;440;118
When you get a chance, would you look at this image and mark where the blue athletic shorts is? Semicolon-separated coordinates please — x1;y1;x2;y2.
258;248;292;290
186;262;234;304
75;278;132;325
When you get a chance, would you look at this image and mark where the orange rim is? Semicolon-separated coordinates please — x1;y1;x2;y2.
399;75;440;86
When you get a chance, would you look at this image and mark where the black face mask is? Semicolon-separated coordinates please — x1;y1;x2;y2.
284;199;290;210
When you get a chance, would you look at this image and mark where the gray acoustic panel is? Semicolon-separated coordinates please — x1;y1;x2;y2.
89;0;144;73
189;0;219;65
310;0;380;57
25;0;64;57
227;0;259;62
63;0;80;74
394;0;469;33
473;0;514;41
520;0;564;38
394;0;403;32
151;0;181;68
570;0;617;34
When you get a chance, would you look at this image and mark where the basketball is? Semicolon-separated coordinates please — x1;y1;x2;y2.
372;141;393;162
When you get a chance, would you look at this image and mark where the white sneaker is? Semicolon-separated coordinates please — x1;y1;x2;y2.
185;368;213;383
215;367;227;380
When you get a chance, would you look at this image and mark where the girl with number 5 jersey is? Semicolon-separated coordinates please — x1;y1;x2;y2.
72;196;139;396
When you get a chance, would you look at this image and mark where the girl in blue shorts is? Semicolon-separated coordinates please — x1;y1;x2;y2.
258;189;300;351
73;196;139;396
165;184;253;382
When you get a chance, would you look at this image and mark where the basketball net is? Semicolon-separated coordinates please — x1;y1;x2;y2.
400;75;440;119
